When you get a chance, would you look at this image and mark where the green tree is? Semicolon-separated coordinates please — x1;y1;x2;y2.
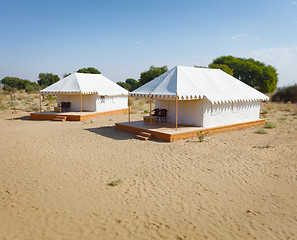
195;64;234;76
25;82;40;93
125;78;139;91
77;67;101;74
208;63;234;76
37;73;60;88
63;73;71;78
138;65;168;86
117;82;131;90
211;56;278;93
1;77;40;92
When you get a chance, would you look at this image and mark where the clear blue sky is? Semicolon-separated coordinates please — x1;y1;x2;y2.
0;0;296;87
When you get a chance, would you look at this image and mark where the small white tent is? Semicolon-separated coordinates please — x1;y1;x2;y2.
40;72;128;113
131;66;269;128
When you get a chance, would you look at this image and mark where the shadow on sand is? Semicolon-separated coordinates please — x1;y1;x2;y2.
85;126;135;140
6;115;32;121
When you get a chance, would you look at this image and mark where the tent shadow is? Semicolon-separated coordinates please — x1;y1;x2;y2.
85;126;135;140
6;115;31;121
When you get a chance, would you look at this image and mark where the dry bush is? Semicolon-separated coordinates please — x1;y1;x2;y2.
0;91;7;110
24;103;39;112
128;97;134;107
0;89;13;111
16;93;26;101
137;99;146;107
271;84;297;103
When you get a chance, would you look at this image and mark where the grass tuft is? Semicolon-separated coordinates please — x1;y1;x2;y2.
278;117;286;121
261;109;269;114
264;121;275;129
109;178;123;186
197;131;209;142
257;128;268;134
253;144;272;149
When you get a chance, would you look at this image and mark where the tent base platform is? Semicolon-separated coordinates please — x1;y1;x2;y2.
115;119;265;142
30;108;129;121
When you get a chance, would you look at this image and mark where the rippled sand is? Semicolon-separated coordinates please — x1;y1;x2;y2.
0;104;296;239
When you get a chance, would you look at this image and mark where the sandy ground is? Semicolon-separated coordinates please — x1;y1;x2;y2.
0;103;296;240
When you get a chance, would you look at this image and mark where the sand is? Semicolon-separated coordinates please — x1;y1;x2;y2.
0;103;296;240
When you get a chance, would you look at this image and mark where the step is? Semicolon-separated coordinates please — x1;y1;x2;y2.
53;116;67;121
135;135;149;140
139;132;151;137
54;115;67;119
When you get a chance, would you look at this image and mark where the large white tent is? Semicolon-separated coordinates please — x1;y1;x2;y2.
40;72;128;113
131;66;269;128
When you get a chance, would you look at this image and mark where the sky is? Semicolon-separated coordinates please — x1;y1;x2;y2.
0;0;296;87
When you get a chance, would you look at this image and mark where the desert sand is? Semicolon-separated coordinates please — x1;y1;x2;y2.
0;102;296;240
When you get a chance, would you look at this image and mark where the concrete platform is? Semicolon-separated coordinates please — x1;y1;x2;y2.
115;119;265;142
30;108;129;121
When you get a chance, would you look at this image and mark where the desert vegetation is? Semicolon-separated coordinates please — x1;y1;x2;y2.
271;84;297;103
0;88;57;113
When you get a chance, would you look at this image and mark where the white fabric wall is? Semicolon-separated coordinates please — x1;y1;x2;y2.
155;99;204;126
155;99;261;127
203;100;261;128
57;95;128;112
95;95;128;113
58;94;96;112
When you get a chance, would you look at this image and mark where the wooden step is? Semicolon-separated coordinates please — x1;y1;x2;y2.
139;132;151;137
54;116;67;119
53;116;67;121
135;135;149;140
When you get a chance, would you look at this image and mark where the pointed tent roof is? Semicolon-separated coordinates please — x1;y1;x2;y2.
130;66;269;103
40;72;128;96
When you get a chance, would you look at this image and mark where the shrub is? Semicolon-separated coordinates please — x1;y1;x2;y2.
3;85;15;92
24;105;39;112
264;121;275;128
257;128;268;134
278;117;286;121
0;92;6;110
261;109;268;114
45;94;56;102
25;83;40;93
128;97;134;106
109;178;123;186
197;131;209;142
137;99;146;107
271;84;297;103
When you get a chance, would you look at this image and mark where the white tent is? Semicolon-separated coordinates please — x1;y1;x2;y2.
131;66;269;128
40;72;128;113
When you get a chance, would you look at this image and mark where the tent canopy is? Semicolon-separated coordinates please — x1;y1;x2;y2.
40;72;128;96
131;66;269;104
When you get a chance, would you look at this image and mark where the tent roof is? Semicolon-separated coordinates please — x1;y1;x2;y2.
40;72;128;96
130;66;269;103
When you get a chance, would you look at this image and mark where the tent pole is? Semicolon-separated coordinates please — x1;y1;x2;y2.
80;92;82;113
128;93;130;122
175;93;178;131
149;92;152;124
39;93;41;112
59;91;61;113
